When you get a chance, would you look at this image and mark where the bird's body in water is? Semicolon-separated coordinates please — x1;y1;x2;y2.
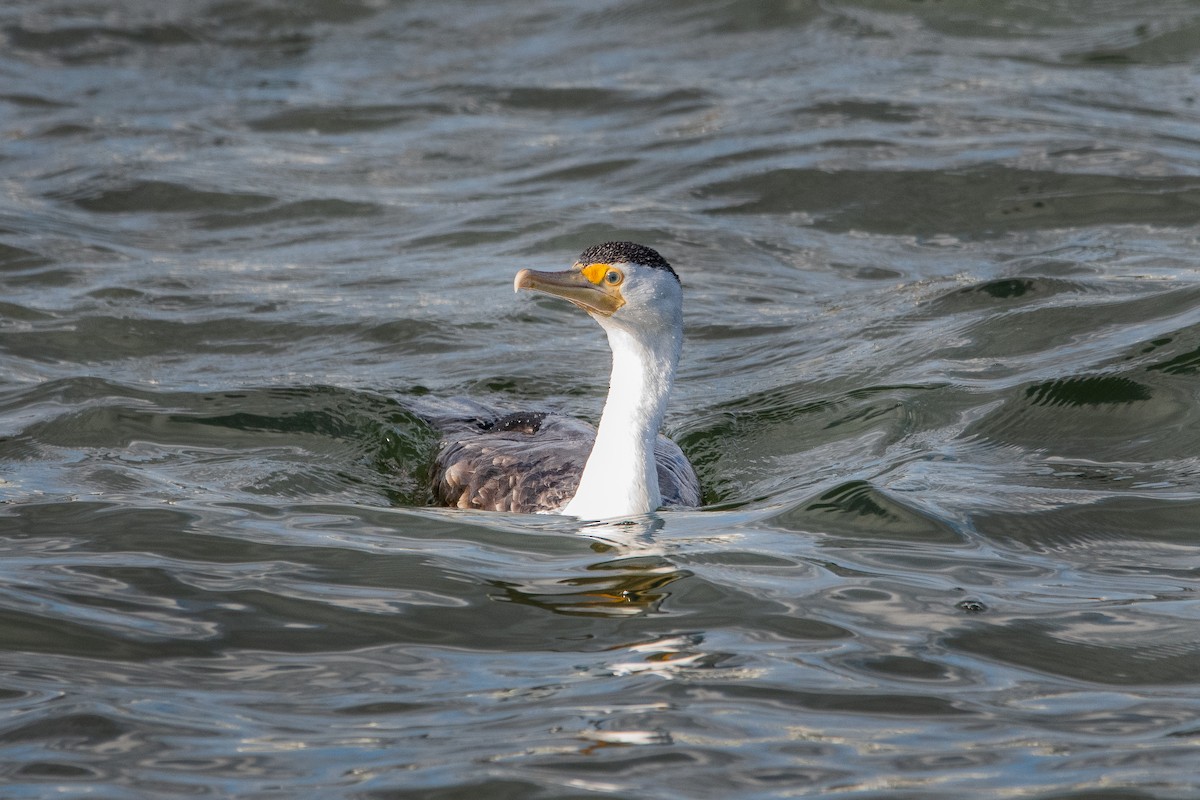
430;242;700;521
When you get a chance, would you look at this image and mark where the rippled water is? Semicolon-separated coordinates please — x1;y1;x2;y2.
2;1;1200;797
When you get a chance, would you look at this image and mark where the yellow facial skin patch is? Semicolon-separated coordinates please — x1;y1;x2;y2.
581;262;617;284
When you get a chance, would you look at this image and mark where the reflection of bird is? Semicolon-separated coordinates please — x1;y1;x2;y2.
432;242;700;520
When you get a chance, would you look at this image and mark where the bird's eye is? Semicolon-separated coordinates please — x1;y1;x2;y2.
604;269;623;285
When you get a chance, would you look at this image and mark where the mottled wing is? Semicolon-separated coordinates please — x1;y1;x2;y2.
432;415;592;513
654;437;702;508
432;412;702;514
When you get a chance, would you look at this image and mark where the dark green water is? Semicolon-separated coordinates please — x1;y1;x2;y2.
2;1;1199;797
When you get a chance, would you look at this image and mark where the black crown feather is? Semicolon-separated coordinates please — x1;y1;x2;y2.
577;241;678;281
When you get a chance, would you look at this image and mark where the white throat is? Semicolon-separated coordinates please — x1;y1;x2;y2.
562;317;681;520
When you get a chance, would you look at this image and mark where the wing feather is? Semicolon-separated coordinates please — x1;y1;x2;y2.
431;413;700;514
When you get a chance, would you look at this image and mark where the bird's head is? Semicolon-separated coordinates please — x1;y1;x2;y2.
514;241;682;333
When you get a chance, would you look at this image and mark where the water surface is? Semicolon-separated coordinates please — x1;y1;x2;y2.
2;1;1200;797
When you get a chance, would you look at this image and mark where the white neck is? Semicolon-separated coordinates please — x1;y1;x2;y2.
562;318;681;520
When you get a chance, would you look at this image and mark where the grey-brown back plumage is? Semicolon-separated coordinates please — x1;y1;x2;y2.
431;409;700;514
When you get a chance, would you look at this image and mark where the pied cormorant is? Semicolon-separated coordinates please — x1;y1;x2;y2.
431;241;700;520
